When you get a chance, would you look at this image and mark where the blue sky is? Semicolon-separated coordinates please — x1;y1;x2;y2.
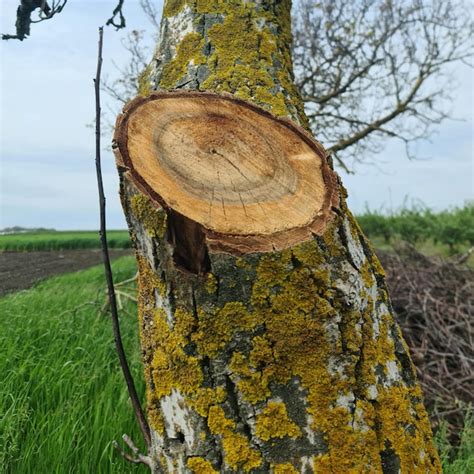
0;0;472;230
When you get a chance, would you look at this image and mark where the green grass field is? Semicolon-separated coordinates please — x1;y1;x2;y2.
1;256;472;472
0;230;131;252
0;257;147;473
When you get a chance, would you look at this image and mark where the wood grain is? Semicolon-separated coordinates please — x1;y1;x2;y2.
114;91;339;253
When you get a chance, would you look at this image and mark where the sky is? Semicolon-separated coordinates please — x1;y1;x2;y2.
0;0;472;230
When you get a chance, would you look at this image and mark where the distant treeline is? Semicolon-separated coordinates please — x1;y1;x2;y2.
357;202;474;251
0;226;56;235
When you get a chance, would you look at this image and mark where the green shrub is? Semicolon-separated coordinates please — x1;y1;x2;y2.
356;202;473;253
435;410;474;473
356;210;394;243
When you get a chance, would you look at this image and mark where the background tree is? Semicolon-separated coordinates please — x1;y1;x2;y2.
293;0;473;171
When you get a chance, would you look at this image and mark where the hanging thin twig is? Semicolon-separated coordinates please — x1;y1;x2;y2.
93;26;151;450
106;0;126;30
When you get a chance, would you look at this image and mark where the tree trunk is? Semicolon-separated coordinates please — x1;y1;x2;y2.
114;1;440;472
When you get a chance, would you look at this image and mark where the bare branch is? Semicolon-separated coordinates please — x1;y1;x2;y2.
113;435;153;467
139;0;160;30
93;27;151;449
2;0;67;41
102;29;151;115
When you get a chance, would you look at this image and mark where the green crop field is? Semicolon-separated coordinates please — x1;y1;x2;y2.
1;256;472;472
0;230;131;252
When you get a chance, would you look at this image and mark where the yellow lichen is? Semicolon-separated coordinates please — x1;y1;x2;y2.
272;463;299;474
291;239;325;267
137;64;153;96
244;237;438;471
201;9;290;117
255;401;301;441
136;226;439;471
205;273;218;294
136;258;233;434
376;386;440;471
313;453;330;471
235;257;251;270
191;387;227;417
163;0;187;17
192;302;258;357
371;253;386;279
136;256;167;432
360;260;375;288
151;307;203;399
230;351;272;404
159;1;307;123
159;32;206;89
208;405;262;471
354;297;441;471
208;405;236;433
321;221;345;258
187;457;218;474
249;335;274;368
221;433;262;472
146;391;165;434
130;194;167;239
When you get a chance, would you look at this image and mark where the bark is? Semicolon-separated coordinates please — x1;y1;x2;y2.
114;1;441;472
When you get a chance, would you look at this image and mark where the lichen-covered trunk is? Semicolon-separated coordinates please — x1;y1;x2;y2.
117;1;440;472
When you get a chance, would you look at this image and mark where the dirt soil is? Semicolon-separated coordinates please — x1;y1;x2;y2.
0;249;132;297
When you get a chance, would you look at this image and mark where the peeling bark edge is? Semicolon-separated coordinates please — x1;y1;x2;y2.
113;90;340;255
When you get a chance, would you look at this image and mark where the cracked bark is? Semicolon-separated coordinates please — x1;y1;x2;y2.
114;1;440;472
